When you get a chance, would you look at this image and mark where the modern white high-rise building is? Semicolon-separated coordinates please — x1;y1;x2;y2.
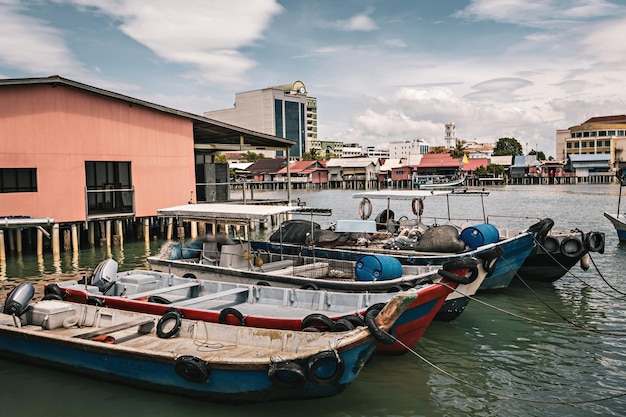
388;139;429;159
204;81;317;159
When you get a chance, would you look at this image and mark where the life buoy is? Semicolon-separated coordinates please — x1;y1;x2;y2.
218;307;245;326
268;360;306;388
156;309;183;338
175;355;210;383
475;246;504;277
585;232;605;254
411;198;424;216
364;306;396;345
560;236;584;258
438;257;480;285
331;318;355;332
306;350;345;386
359;198;373;220
301;313;334;331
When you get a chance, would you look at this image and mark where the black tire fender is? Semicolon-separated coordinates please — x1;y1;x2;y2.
300;283;319;290
306;350;345;386
255;281;271;287
86;296;106;307
475;246;504;277
585;232;605;254
528;218;554;243
439;257;479;284
42;293;64;301
218;307;245;326
364;306;396;345
148;295;172;304
174;355;210;383
157;309;183;339
44;283;65;299
560;236;584;258
268;361;306;388
182;273;197;280
331;318;355;332
301;313;334;331
542;236;561;254
340;314;365;328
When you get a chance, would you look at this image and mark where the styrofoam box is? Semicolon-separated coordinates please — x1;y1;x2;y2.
29;300;76;330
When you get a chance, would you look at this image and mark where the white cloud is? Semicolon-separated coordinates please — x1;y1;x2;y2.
58;0;284;85
332;8;378;32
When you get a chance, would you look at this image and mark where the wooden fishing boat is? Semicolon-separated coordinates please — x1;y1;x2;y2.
0;282;414;403
148;200;513;292
604;173;626;241
48;256;484;354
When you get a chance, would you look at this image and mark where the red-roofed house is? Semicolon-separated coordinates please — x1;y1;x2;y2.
276;160;328;189
461;157;490;174
415;153;461;175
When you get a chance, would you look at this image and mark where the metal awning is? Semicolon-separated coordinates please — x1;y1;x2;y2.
1;216;55;229
157;203;306;222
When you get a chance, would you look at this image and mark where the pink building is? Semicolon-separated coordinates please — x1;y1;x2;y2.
0;76;293;254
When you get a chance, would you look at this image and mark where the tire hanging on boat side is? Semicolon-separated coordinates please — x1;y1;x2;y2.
174;355;210;383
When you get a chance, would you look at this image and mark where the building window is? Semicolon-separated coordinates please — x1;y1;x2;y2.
605;140;611;147
590;131;597;137
583;131;590;137
274;99;283;137
573;142;579;148
598;131;607;137
619;130;625;136
608;130;616;136
581;142;587;148
0;168;37;193
566;142;572;149
85;161;132;214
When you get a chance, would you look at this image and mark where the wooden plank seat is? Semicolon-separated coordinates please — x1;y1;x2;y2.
73;317;155;339
171;287;249;307
124;281;201;300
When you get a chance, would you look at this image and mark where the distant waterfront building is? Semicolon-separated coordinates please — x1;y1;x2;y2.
366;146;390;159
388;139;429;159
556;115;626;171
445;121;457;149
204;81;316;159
307;139;343;159
342;143;364;158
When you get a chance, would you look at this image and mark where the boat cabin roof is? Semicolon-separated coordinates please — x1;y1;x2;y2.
157;203;308;222
352;189;489;200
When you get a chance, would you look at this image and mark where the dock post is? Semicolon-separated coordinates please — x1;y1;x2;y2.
0;230;5;261
37;228;43;256
167;218;173;240
71;224;79;252
52;224;60;256
106;220;111;249
88;222;95;247
15;228;22;253
191;221;198;239
143;218;150;243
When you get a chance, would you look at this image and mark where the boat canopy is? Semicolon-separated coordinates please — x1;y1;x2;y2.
352;189;488;200
157;203;308;222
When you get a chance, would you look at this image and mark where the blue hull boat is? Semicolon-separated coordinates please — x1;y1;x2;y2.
0;283;414;403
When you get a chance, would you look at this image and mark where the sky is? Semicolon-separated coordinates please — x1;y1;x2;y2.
2;0;626;158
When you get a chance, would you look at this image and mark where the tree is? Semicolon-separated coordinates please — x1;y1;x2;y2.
429;146;448;154
302;148;324;161
241;151;265;162
450;139;467;158
528;149;546;160
493;137;523;156
214;153;227;164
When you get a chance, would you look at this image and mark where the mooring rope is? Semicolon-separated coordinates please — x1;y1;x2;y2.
391;334;626;405
532;236;625;299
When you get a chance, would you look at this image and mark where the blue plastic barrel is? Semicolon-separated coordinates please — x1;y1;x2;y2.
355;254;403;281
460;224;500;249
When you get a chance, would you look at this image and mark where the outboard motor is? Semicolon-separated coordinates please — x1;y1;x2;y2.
90;259;119;294
3;282;35;316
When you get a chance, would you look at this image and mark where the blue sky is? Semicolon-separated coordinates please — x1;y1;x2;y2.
2;0;626;157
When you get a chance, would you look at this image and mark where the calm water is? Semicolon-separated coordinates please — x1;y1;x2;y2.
1;184;625;416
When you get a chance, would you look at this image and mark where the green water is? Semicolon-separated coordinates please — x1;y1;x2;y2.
1;184;625;416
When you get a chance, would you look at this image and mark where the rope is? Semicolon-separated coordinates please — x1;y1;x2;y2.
532;236;625;299
389;330;626;405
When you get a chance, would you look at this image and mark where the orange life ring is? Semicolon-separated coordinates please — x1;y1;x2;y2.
359;198;372;220
411;198;424;216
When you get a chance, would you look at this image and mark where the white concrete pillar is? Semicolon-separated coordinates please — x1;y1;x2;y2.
0;230;5;261
15;228;22;253
52;224;60;256
71;224;79;252
143;218;150;243
37;228;43;256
